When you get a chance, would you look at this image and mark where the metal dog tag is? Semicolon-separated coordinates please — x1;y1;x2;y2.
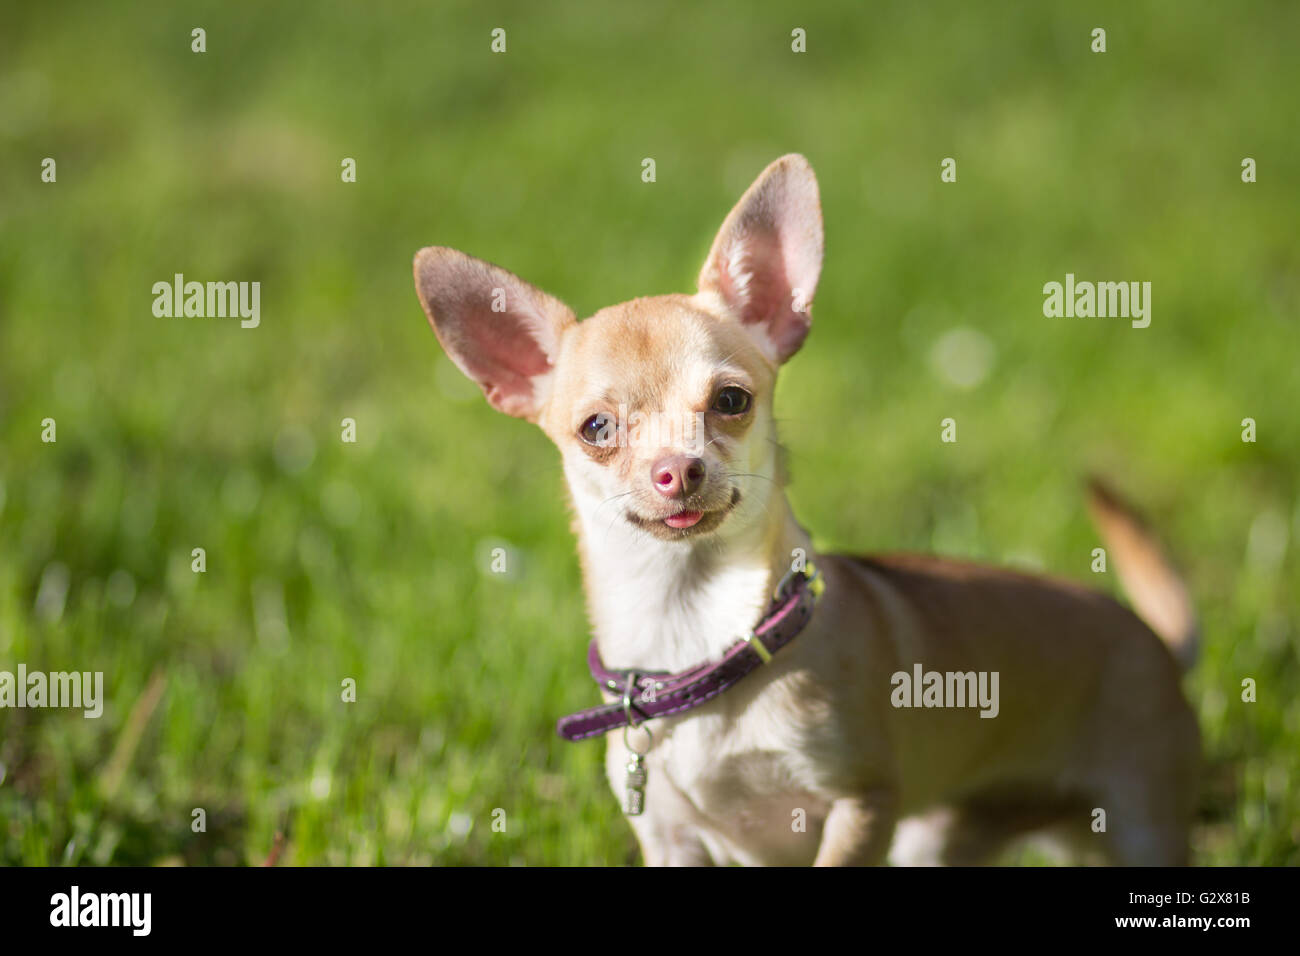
624;753;647;816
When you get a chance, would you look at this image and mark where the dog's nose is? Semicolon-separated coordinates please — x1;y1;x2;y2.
651;455;705;499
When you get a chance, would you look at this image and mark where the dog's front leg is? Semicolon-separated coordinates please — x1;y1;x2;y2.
628;811;714;867
812;792;898;866
606;736;713;865
624;776;715;865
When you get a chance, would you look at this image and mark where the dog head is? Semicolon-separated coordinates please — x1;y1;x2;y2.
414;154;823;545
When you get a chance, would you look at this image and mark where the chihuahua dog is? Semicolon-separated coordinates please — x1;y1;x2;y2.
413;155;1200;865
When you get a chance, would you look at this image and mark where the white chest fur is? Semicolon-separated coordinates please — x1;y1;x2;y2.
575;502;830;864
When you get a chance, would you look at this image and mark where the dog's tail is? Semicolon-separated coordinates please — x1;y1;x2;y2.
1085;477;1198;670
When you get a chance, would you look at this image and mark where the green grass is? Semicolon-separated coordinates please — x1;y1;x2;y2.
1;0;1296;865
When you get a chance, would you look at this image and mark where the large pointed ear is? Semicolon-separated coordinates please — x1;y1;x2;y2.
697;154;823;364
414;247;576;421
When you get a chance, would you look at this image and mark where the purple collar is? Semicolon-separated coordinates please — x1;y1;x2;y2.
556;568;821;742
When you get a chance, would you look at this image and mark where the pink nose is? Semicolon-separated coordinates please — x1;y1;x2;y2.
651;455;705;499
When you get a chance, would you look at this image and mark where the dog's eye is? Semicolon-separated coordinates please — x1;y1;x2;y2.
579;413;617;446
711;386;751;416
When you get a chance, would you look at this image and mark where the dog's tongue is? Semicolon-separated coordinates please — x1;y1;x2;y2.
664;510;703;529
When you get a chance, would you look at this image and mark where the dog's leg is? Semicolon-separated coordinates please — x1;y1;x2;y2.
626;785;715;866
812;791;898;866
888;809;955;866
608;738;715;865
629;814;714;866
1090;776;1193;866
1104;812;1191;866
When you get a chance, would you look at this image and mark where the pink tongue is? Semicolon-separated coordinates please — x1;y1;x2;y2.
664;510;703;529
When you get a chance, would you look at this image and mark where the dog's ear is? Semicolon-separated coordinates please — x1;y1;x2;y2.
414;247;575;421
697;154;823;364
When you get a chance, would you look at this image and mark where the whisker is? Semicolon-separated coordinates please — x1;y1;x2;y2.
592;490;635;526
725;471;777;486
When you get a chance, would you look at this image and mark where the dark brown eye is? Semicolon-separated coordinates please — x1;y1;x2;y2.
579;413;617;446
711;386;751;416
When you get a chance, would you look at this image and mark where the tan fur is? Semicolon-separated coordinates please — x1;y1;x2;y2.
1086;477;1199;668
413;155;1201;865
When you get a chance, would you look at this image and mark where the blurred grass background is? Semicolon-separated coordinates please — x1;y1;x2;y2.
0;0;1296;865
